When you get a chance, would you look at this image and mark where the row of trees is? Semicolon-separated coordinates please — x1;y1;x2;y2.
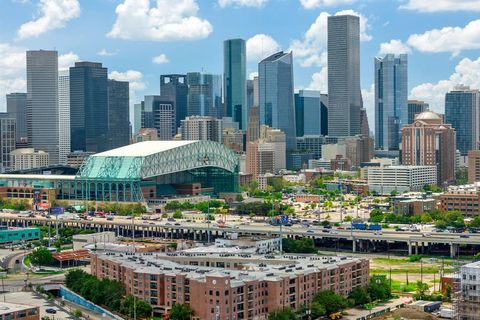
164;200;226;213
282;238;317;254
65;270;152;319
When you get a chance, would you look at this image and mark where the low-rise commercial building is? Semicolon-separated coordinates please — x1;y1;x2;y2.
367;165;437;195
73;231;117;250
0;227;40;243
0;302;39;320
440;184;480;216
91;250;369;319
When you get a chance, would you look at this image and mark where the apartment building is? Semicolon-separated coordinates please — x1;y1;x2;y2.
367;165;437;195
440;184;480;216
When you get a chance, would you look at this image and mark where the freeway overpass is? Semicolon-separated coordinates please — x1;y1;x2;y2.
0;213;477;257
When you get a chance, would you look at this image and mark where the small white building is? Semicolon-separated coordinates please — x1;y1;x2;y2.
10;148;49;171
367;165;437;195
73;231;117;250
214;235;282;254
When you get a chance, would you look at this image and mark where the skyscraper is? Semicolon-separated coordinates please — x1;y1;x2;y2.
374;54;408;151
247;106;260;142
407;100;429;124
258;51;296;150
26;50;59;164
224;39;247;129
6;93;27;147
179;116;223;143
186;72;223;118
246;79;254;109
58;70;71;164
141;96;176;140
445;86;480;156
0;115;16;172
294;90;326;137
402;111;456;185
160;74;188;129
327;15;362;137
107;79;130;149
70;62;108;153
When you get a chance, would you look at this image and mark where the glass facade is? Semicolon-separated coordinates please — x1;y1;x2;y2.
224;39;247;130
295;90;325;137
445;88;480;156
107;80;130;149
6;93;27;145
160;74;188;129
374;54;408;151
141;96;176;140
407;100;428;124
187;72;223;118
258;51;296;150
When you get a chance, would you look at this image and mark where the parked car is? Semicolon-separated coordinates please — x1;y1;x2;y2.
45;309;57;314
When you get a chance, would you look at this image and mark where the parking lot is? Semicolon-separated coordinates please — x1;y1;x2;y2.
3;291;74;319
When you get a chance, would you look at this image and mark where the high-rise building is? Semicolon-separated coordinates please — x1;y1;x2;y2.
321;94;329;136
407;100;429;124
6;93;27;147
374;54;408;151
253;76;259;107
223;128;244;153
141;96;176;140
295;90;326;137
26;50;59;165
328;15;362;137
246;79;254;110
224;39;247;129
179;116;223;143
58;70;71;165
0;115;16;172
70;62;108;153
401;110;456;185
468;150;480;183
246;126;286;178
133;103;142;135
107;79;130;149
10;148;49;171
247;106;260;142
360;108;370;137
186;72;223;118
258;51;296;150
445;86;480;156
296;135;338;159
160;74;188;129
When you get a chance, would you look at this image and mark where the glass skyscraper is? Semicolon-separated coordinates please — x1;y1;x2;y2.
69;62;108;153
26;50;59;165
445;86;480;156
224;39;247;130
186;72;223;118
327;15;362;137
6;92;27;146
58;70;71;165
160;74;188;129
107;79;130;149
407;100;429;124
258;51;296;150
374;54;408;151
294;90;327;137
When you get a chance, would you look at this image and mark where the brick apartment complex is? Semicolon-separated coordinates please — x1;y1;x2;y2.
91;251;369;320
440;185;480;216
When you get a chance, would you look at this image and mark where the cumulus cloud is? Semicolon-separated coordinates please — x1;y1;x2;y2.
107;0;212;41
218;0;268;8
97;49;118;57
17;0;80;40
378;40;411;56
249;72;258;80
407;19;480;56
300;0;356;9
58;52;79;70
109;70;146;91
246;34;281;62
306;67;328;93
152;54;169;64
400;0;480;12
410;57;480;113
361;84;375;131
335;10;372;42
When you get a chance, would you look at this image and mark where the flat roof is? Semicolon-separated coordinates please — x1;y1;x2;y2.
0;302;37;315
53;250;90;262
0;174;76;180
93;141;197;157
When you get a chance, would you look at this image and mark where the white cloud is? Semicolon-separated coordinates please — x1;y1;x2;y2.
152;54;169;64
97;49;118;57
410;57;480;113
17;0;80;40
300;0;356;9
218;0;267;8
246;34;281;62
378;40;411;55
407;19;480;56
58;52;79;70
107;0;212;41
306;67;328;93
109;70;146;91
400;0;480;12
335;10;372;42
249;72;258;80
361;84;375;131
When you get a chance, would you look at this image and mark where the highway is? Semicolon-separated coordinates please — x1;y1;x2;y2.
0;213;478;257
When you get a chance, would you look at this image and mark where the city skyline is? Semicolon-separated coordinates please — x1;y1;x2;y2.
1;0;480;130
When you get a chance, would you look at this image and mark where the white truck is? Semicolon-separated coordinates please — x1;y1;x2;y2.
439;308;454;319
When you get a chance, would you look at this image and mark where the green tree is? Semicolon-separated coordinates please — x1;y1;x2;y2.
27;247;53;266
282;238;317;254
169;303;194;320
444;283;452;302
73;309;82;318
172;210;183;219
313;290;348;315
270;177;286;192
235;194;244;202
349;287;371;306
121;295;152;319
368;275;391;301
413;281;430;300
268;307;297;320
310;301;326;318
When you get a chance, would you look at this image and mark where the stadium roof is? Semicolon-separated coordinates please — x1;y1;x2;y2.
94;140;196;157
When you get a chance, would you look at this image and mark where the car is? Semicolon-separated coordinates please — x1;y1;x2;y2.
307;230;315;233
174;223;181;226
167;218;176;222
374;231;383;235
186;219;192;222
460;235;470;238
322;229;330;233
165;223;171;226
45;309;57;314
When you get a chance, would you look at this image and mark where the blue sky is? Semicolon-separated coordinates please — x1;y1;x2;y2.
1;0;480;126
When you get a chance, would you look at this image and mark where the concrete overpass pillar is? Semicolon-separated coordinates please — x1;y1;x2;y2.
352;239;356;253
408;241;412;256
415;242;418;255
450;243;457;258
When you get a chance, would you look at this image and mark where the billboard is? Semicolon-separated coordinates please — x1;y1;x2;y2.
49;207;64;216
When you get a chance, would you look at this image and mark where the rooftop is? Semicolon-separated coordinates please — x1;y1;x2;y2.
0;302;37;315
93;140;196;157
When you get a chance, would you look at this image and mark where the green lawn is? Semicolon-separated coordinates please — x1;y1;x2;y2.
23;255;31;268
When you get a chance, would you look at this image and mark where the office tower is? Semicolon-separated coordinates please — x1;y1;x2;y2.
253;76;259;107
402;110;456;185
247;106;260;142
186;72;223;118
246;125;286;177
141;96;176;140
328;15;362;137
58;70;71;165
70;62;108;153
6;93;27;147
223;128;244;153
338;135;374;168
320;94;328;136
407;100;429;124
360;108;370;137
66;151;94;168
179;116;223;143
107;79;130;149
468;150;480;183
224;39;247;129
0;115;16;172
246;80;254;109
296;135;338;159
258;51;296;149
133;103;142;135
26;50;59;165
160;74;188;128
445;86;480;156
374;54;408;151
294;90;325;137
10;148;49;171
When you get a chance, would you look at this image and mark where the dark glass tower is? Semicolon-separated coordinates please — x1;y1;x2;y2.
69;62;108;153
224;39;246;129
160;74;188;129
6;92;27;146
107;80;130;149
186;72;222;118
